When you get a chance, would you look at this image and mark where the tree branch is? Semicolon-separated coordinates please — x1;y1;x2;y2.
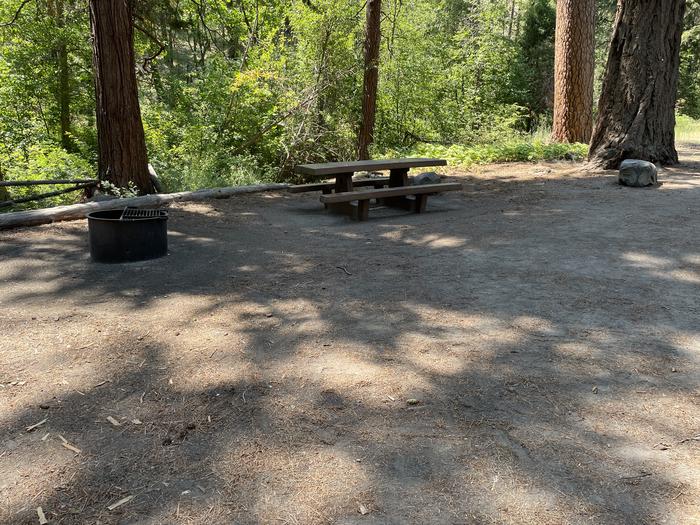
133;21;166;69
189;0;224;54
229;65;360;156
0;0;33;28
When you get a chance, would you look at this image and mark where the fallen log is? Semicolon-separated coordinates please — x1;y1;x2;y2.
0;183;289;230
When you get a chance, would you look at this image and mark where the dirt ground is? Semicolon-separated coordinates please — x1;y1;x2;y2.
1;147;699;525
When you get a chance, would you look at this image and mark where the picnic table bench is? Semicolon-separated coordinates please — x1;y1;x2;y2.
292;158;460;220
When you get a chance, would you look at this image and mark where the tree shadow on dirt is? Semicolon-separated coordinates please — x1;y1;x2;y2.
1;168;699;523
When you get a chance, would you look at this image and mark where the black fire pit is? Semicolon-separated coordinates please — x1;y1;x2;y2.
87;207;168;263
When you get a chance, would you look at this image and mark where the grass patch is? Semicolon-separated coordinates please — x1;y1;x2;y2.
676;114;700;143
386;139;589;168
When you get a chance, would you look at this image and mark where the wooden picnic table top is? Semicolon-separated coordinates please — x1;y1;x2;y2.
295;158;447;177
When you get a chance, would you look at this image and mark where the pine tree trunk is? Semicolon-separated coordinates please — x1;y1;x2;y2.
589;0;686;169
552;0;595;143
358;0;381;161
89;0;154;194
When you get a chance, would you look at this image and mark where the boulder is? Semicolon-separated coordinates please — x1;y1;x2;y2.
413;171;442;185
619;159;658;187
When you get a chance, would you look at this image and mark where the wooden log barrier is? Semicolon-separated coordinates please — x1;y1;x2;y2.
0;183;289;230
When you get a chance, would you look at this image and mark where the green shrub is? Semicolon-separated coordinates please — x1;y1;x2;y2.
0;143;94;211
385;139;589;169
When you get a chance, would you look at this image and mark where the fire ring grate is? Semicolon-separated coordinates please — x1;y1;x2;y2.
119;207;169;221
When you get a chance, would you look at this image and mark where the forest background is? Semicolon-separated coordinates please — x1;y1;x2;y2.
2;0;700;206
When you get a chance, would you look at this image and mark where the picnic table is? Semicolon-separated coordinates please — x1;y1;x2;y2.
292;158;461;220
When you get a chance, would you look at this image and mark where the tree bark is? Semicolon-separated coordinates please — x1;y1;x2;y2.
358;0;381;161
89;0;154;194
589;0;687;168
552;0;595;143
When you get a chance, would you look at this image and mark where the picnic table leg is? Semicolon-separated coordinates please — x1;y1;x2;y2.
389;168;409;187
334;173;354;193
351;200;370;221
326;173;355;216
321;186;333;208
386;168;413;210
414;194;428;213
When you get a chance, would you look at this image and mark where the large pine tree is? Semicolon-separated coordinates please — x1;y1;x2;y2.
552;0;595;143
89;0;154;194
589;0;687;168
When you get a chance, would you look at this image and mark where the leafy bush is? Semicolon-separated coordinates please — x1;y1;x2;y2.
0;143;94;210
387;139;589;168
679;17;700;118
7;0;697;208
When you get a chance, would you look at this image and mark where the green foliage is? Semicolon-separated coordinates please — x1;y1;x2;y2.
389;139;588;168
0;0;95;209
0;0;698;211
517;0;556;127
0;143;93;208
679;1;700;118
675;114;700;143
98;180;139;199
375;1;529;148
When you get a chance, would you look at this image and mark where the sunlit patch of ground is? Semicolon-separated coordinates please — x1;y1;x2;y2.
1;148;699;524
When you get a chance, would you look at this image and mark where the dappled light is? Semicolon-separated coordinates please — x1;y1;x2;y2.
1;155;699;523
1;0;700;521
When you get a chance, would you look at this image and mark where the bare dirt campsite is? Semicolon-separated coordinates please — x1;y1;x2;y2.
1;150;699;525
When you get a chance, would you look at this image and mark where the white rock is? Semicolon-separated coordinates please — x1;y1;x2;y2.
619;159;658;187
